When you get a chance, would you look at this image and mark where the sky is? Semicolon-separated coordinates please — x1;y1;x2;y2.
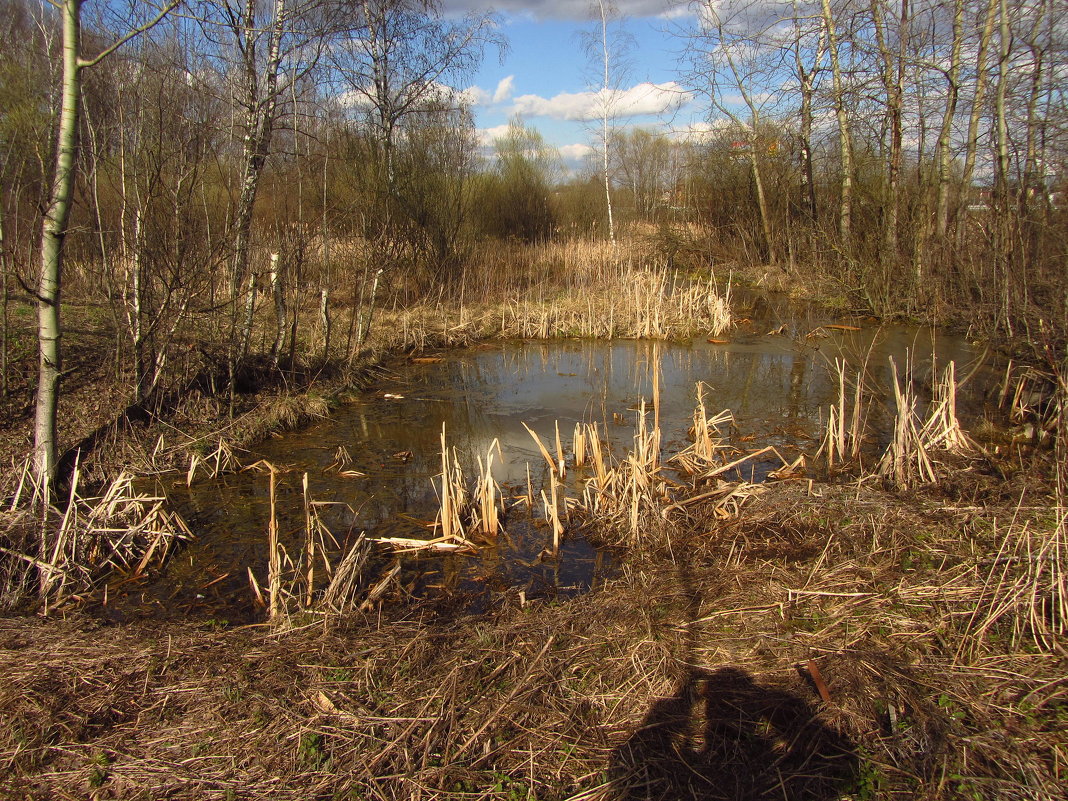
442;1;707;169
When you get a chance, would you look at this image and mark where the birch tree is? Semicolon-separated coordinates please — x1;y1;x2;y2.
581;0;631;244
820;0;854;252
33;0;178;489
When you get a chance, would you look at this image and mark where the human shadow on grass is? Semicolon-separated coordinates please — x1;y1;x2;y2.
608;666;858;801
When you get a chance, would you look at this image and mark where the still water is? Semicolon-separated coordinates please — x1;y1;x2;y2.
117;297;997;621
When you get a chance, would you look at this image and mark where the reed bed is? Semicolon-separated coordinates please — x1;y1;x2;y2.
574;388;788;549
503;267;732;341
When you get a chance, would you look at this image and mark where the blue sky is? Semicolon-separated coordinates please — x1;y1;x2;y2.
442;1;708;167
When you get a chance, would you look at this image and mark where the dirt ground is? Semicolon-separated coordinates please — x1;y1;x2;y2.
2;461;1066;801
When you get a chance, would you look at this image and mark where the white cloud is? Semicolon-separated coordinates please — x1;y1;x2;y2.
460;85;493;106
667;119;730;142
337;88;373;110
441;1;690;22
511;81;691;121
493;75;515;103
478;124;513;145
721;91;773;107
560;143;594;160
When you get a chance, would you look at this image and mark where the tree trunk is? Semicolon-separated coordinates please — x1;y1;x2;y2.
319;287;331;362
934;0;964;239
821;0;853;253
35;0;82;489
599;0;615;244
228;0;288;403
794;17;825;224
993;0;1012;334
961;0;998;194
0;201;9;398
270;252;286;365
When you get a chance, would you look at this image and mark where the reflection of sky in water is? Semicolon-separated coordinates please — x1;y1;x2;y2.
128;316;992;621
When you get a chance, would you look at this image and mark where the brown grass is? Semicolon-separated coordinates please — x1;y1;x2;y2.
1;463;1065;800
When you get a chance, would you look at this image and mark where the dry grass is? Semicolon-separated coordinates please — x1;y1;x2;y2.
1;464;1065;800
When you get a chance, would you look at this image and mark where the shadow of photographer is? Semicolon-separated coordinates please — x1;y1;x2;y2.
608;665;858;801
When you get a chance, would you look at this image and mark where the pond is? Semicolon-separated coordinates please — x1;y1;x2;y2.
108;295;999;622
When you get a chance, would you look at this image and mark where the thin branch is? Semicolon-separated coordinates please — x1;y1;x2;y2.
77;0;182;69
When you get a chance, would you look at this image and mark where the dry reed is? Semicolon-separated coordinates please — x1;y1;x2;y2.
878;356;973;488
473;440;505;537
817;358;865;469
1;465;194;611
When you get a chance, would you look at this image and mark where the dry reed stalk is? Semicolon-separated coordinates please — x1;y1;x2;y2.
3;467;194;610
186;439;241;485
320;532;371;612
434;424;470;543
699;445;791;481
303;473;314;608
577;401;670;545
878;356;936;488
267;462;281;622
246;565;266;608
573;422;588;467
474;439;504;536
554;421;565;478
652;345;661;471
360;559;401;611
818;359;865;469
919;361;973;453
673;384;732;474
586;424;610;490
542;475;564;553
326;446;353;473
522;423;558;477
878;355;976;488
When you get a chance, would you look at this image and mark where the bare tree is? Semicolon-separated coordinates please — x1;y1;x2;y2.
684;0;785;263
33;0;178;489
580;0;633;243
820;0;854;252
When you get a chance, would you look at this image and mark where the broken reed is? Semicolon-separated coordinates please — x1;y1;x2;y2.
878;355;972;488
1;463;193;612
186;439;240;485
436;426;467;542
474;439;505;537
814;353;973;488
673;383;732;475
819;358;865;469
245;461;368;624
432;426;505;542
